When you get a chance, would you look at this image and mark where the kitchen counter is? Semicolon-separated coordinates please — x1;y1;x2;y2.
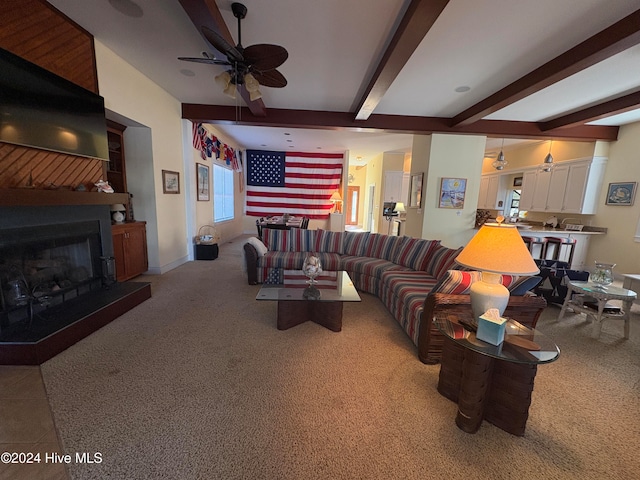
514;226;605;270
519;227;605;235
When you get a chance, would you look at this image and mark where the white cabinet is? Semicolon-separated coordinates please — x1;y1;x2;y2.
545;165;570;212
383;171;405;203
562;159;606;214
518;158;607;214
478;174;507;210
519;170;537;211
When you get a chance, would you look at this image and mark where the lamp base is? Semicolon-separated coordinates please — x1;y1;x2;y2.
469;271;509;322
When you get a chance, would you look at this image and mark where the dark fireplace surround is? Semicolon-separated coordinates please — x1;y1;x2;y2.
0;203;151;364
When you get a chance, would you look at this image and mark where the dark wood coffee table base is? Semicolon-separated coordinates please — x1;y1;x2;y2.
437;337;537;436
277;301;343;332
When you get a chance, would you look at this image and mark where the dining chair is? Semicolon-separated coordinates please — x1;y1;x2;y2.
256;219;263;240
301;217;309;229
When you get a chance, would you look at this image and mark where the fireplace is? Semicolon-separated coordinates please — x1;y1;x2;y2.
0;203;151;364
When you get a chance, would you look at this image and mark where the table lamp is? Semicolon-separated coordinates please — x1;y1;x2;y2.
110;203;126;223
330;191;343;213
455;221;539;321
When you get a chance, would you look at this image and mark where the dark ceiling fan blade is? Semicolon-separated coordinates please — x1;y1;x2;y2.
252;69;287;88
201;26;244;63
243;44;288;71
178;56;230;66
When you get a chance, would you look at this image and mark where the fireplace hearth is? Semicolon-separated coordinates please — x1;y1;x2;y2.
0;203;151;364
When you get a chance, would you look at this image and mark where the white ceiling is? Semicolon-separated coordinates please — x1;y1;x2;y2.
48;0;640;164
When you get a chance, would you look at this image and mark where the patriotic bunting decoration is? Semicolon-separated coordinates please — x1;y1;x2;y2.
245;150;344;219
191;122;242;172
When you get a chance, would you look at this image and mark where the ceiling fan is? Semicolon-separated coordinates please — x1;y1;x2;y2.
178;2;288;101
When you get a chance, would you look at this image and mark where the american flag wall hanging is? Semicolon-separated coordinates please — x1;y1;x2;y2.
245;150;344;219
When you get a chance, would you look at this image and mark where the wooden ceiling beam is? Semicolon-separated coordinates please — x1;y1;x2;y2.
451;9;640;127
353;0;449;121
178;0;267;117
539;90;640;131
182;103;618;141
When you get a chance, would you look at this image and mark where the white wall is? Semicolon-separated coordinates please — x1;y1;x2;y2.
587;122;640;275
95;41;188;273
406;134;486;247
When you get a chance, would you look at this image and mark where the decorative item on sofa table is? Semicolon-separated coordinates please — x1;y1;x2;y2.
455;218;539;322
591;262;615;289
302;254;322;285
110;203;126;223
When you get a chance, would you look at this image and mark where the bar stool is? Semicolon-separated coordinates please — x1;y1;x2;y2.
546;237;577;267
521;236;547;261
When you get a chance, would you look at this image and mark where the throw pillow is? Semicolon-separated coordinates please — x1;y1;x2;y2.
425;245;464;278
392;236;441;270
508;276;543;296
289;228;316;252
315;229;344;253
247;237;268;257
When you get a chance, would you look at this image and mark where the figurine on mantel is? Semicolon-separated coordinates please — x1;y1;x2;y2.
95;179;114;193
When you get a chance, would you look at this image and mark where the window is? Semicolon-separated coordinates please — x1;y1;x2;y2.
214;164;234;222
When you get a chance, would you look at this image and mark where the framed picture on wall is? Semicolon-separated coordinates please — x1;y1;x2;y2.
196;163;210;201
409;173;423;208
605;181;637;206
162;170;180;194
439;177;467;209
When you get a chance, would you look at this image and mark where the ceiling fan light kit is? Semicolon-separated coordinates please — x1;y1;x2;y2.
179;2;287;102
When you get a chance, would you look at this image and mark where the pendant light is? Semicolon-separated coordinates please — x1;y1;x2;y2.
492;138;508;170
541;140;554;172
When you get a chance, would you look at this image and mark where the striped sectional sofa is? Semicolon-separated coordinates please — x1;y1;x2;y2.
244;228;546;364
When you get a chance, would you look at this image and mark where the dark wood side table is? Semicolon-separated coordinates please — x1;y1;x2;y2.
434;312;560;436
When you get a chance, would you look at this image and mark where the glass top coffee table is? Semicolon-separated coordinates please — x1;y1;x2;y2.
434;312;560;436
256;270;361;332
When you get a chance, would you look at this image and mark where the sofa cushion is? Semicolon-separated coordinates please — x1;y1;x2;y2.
392;236;441;270
425;245;464;278
364;233;403;261
262;228;289;252
379;270;439;346
289;228;316;252
315;229;344;254
341;231;370;256
315;252;342;271
340;255;408;277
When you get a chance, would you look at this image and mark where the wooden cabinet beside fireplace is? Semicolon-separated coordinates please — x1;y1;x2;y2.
111;221;148;281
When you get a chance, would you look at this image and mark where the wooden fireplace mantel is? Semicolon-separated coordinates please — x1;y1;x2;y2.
0;189;129;207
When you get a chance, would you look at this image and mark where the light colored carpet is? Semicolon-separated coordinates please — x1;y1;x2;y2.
41;236;640;480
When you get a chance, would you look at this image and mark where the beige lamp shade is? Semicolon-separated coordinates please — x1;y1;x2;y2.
330;191;342;201
455;223;539;275
110;203;126;212
395;202;406;213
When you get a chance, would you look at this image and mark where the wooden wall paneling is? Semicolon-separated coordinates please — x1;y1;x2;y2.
0;0;98;93
0;142;104;190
